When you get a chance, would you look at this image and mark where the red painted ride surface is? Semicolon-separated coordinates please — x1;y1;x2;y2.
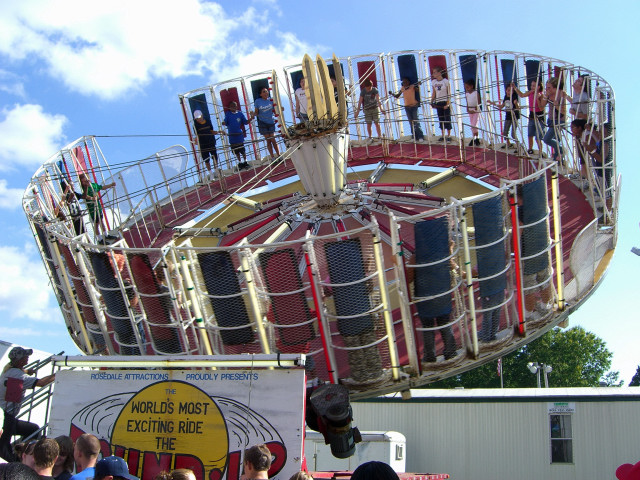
124;143;592;294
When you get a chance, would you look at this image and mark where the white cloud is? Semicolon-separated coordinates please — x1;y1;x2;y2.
0;1;316;100
0;178;24;208
212;32;318;82
0;243;61;323
0;69;26;97
0;104;67;170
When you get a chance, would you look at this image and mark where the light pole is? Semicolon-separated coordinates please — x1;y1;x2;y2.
527;362;553;388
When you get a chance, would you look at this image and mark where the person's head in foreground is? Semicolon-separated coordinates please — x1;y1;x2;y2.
350;461;400;480
94;455;139;480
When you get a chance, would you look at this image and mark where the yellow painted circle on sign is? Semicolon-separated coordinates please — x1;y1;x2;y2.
111;381;228;472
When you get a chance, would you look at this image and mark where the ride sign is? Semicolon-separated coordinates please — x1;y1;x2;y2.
48;368;305;480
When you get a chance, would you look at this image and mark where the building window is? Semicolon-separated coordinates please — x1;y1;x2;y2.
550;414;573;463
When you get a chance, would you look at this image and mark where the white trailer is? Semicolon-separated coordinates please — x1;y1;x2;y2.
305;430;406;472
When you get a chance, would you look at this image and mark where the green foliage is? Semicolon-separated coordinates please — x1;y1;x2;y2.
629;366;640;387
601;371;623;387
426;326;618;389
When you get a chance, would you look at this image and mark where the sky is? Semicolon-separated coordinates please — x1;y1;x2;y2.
0;0;638;384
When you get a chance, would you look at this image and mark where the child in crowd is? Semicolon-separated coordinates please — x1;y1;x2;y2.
464;78;481;146
430;66;452;141
294;77;308;122
488;82;520;150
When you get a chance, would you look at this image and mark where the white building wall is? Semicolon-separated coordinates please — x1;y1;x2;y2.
351;388;640;480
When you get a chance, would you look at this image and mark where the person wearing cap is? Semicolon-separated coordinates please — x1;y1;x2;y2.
192;109;220;180
0;347;55;462
93;456;138;480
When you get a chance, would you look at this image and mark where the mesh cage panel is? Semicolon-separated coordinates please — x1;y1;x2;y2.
312;228;390;384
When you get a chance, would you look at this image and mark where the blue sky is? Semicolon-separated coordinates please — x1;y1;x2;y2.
0;0;638;383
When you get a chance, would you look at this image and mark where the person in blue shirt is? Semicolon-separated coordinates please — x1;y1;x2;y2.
252;87;280;161
223;101;251;171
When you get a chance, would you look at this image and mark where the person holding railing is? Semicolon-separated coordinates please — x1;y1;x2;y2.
251;87;281;161
488;82;520;150
79;173;116;237
355;79;385;142
0;347;55;462
192;110;220;180
464;79;482;146
222;101;251;171
430;66;452;142
571;118;611;204
543;77;567;165
513;79;547;155
565;75;591;120
54;181;85;236
389;77;424;141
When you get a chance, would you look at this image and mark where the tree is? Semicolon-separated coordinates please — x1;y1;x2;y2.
630;366;640;386
427;326;619;388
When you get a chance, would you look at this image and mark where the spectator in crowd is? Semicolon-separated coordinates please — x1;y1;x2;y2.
350;461;399;480
32;438;59;480
243;444;271;480
154;469;195;480
355;79;384;141
0;347;55;462
288;473;313;480
93;456;138;480
192;110;220;180
0;462;41;480
223;101;251;171
69;434;100;480
18;442;36;469
514;79;547;155
252;87;281;161
52;436;73;480
430;66;452;141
